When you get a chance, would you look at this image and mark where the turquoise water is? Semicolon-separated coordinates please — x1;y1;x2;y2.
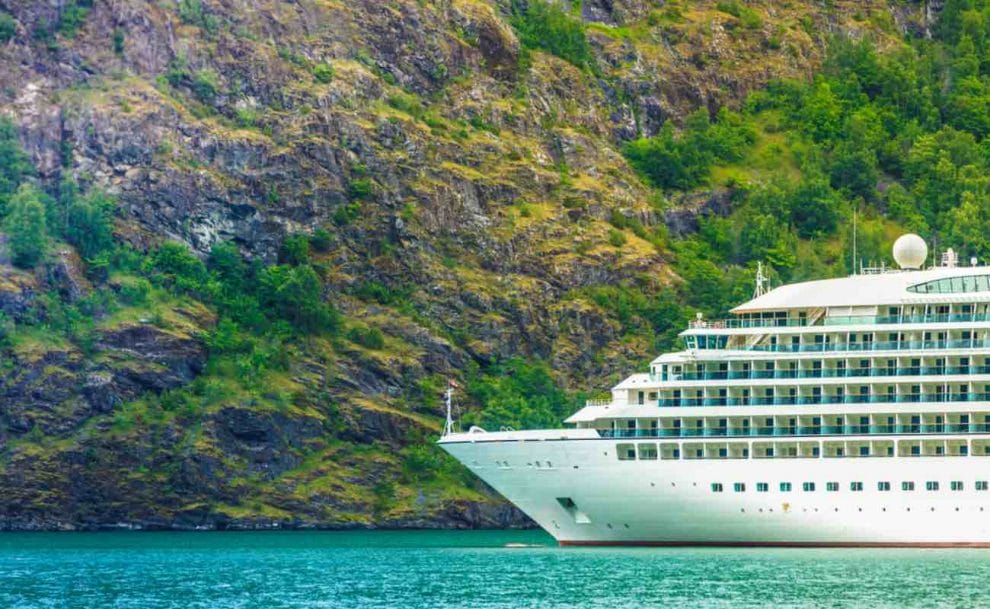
2;530;990;607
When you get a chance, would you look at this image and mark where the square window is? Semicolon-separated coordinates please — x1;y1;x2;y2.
734;483;746;492
902;481;915;491
926;481;939;491
850;482;863;492
780;482;792;492
878;481;891;492
711;483;723;493
757;482;769;492
803;482;815;492
826;482;839;492
951;481;964;491
977;481;989;491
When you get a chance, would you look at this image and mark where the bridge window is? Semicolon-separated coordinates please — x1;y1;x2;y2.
978;481;989;491
908;274;990;294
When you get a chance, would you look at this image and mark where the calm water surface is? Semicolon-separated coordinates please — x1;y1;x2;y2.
0;529;988;607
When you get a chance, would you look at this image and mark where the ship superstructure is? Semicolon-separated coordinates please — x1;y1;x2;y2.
440;235;990;546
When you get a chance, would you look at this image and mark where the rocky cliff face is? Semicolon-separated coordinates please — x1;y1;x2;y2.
0;0;926;529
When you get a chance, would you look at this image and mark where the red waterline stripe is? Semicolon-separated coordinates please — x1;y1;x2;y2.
558;540;990;548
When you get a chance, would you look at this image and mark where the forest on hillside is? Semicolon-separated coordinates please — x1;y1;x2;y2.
0;0;989;528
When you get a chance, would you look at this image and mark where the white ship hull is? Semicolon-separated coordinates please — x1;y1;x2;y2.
440;432;990;546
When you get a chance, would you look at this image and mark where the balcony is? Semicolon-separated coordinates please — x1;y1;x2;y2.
598;422;990;439
670;365;990;385
657;392;990;408
692;339;990;354
687;312;990;331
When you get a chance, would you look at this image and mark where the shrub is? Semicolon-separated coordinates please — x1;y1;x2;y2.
149;242;208;291
509;0;595;71
608;228;627;248
0;12;15;43
5;184;47;268
346;325;385;349
312;63;334;83
279;234;310;266
65;189;115;259
192;69;221;102
348;178;373;200
258;264;340;334
310;228;333;252
0;118;34;215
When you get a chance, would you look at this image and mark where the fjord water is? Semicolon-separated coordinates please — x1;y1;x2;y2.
1;531;987;608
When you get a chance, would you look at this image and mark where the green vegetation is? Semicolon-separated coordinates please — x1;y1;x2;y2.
0;12;15;43
464;358;581;430
624;109;755;190
509;0;595;71
5;184;47;268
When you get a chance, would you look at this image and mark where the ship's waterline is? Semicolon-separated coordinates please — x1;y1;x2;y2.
441;236;990;546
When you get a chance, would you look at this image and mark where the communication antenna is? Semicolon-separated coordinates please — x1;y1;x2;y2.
442;381;456;437
852;205;858;275
754;261;768;298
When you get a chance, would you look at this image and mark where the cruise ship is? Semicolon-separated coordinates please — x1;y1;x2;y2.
438;234;990;546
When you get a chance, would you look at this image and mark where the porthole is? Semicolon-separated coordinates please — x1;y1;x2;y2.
607;523;613;529
741;508;745;513
834;508;839;512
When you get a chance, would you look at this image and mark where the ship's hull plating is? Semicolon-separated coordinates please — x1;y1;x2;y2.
440;437;990;546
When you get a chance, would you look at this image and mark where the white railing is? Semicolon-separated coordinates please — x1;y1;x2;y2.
585;399;612;407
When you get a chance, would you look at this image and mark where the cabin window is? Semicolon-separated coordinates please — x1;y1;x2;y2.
756;482;769;492
878;481;891;491
926;481;939;491
826;482;839;492
977;481;989;491
951;481;964;491
734;483;746;492
802;482;815;492
617;444;636;461
711;483;724;493
779;482;792;492
850;482;863;491
902;481;915;491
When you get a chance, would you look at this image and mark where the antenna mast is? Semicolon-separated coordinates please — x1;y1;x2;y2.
754;261;768;298
852;205;858;275
442;383;455;437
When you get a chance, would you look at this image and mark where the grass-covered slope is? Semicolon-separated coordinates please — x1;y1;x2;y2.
0;0;981;529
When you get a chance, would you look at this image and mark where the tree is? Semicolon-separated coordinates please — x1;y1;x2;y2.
5;184;47;268
0;118;33;216
258;264;340;333
66;189;115;259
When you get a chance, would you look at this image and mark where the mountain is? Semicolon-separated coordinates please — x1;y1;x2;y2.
0;0;969;529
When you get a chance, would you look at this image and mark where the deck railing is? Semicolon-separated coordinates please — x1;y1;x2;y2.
599;423;990;440
688;312;990;331
657;392;990;408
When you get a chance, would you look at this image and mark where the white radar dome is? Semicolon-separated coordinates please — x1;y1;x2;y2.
892;233;928;270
